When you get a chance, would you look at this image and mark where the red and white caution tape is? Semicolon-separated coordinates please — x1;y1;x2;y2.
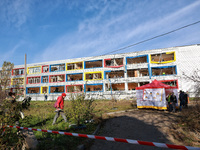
6;125;200;150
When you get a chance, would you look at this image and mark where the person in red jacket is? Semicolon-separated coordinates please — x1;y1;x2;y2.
52;93;67;125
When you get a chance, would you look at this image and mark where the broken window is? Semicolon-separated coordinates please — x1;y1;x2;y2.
85;60;103;69
127;82;149;90
85;84;103;92
159;80;178;88
27;87;40;94
105;70;124;79
41;86;48;94
104;58;123;67
42;65;49;73
28;66;41;74
105;83;125;91
50;64;65;72
50;74;65;82
138;82;149;87
27;76;41;84
12;68;24;76
85;72;103;80
127;69;149;77
66;73;83;81
150;51;175;63
151;66;176;76
127;55;147;64
11;78;24;85
128;82;138;90
42;76;48;83
67;62;83;70
50;86;65;93
66;85;83;93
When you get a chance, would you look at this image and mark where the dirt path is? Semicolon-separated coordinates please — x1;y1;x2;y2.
89;109;181;150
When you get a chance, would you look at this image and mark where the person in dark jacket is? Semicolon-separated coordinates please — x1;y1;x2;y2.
52;93;67;125
170;92;177;113
184;91;189;108
179;90;185;111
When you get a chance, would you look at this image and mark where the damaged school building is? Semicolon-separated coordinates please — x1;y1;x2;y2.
6;44;200;100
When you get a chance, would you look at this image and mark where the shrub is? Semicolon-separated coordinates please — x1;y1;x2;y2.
0;100;23;149
66;93;95;126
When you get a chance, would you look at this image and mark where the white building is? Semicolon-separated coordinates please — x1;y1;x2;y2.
7;44;200;100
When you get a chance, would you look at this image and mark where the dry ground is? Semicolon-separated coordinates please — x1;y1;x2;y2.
88;109;195;150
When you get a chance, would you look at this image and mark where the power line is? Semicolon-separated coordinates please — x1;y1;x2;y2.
60;20;200;75
101;20;200;55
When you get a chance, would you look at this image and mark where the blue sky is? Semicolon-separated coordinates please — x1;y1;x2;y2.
1;0;200;67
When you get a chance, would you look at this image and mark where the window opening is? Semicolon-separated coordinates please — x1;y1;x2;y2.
66;85;83;93
152;66;176;76
11;78;24;85
12;68;24;76
42;76;48;83
105;83;125;91
27;87;40;94
105;58;123;67
85;60;102;69
85;84;103;92
50;75;65;82
67;73;83;81
128;82;138;90
42;65;49;73
50;86;64;93
151;52;175;63
41;87;48;94
67;62;83;70
27;77;41;84
50;64;65;72
127;69;149;77
85;72;102;80
127;56;147;64
28;66;41;74
105;70;124;79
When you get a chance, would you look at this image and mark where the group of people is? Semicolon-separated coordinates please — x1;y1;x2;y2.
166;90;189;112
7;92;67;125
8;90;190;126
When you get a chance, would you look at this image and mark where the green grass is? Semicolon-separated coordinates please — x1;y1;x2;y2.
18;99;136;149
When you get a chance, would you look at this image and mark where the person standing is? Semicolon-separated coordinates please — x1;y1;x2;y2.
170;92;177;113
179;90;185;111
166;93;172;111
184;91;189;108
44;93;48;101
52;93;67;125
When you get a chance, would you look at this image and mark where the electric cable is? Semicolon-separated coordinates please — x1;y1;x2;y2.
101;20;200;55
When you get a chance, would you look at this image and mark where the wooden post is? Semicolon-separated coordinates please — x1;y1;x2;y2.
24;54;27;98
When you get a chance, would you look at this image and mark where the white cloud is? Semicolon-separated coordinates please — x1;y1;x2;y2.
0;0;32;28
35;0;200;63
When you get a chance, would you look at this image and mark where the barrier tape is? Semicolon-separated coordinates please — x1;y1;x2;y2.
6;125;200;150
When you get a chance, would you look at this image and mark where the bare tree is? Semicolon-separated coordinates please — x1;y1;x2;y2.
182;69;200;98
0;61;14;104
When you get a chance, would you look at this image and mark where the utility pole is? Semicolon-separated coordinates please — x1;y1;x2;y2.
24;54;27;98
